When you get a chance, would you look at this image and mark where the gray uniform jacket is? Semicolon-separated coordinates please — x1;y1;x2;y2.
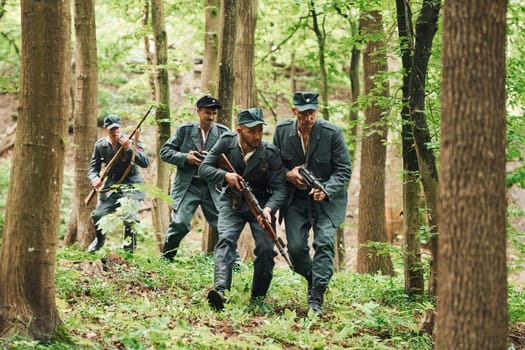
160;122;230;212
273;118;352;226
88;136;150;201
198;132;287;213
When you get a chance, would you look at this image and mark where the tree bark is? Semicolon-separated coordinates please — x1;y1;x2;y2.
395;0;424;294
356;10;393;275
151;0;171;252
216;0;238;127
309;0;328;121
409;0;441;296
0;0;71;340
202;0;220;96
436;1;507;348
64;0;98;249
233;0;258;260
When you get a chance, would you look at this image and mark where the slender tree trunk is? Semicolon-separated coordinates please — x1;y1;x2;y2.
151;0;171;252
396;0;424;294
202;0;220;96
436;1;507;348
64;0;98;249
216;0;238;127
356;10;393;275
409;0;441;296
142;1;156;101
0;0;71;340
233;0;258;260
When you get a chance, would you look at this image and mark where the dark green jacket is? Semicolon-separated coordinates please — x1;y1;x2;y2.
198;132;286;213
88;135;149;201
273;118;352;226
160;122;229;211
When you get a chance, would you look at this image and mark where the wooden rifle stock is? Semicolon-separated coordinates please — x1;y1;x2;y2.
218;153;294;270
84;105;155;205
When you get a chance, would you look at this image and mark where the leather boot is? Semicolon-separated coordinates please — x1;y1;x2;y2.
122;221;137;252
208;263;232;311
308;286;325;317
88;228;105;253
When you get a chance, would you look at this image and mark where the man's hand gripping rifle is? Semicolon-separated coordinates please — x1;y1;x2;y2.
218;154;294;270
298;166;329;198
84;105;155;205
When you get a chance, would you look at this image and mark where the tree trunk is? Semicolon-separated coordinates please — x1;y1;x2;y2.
409;0;441;296
356;10;393;275
202;0;220;96
216;0;238;127
233;0;258;260
0;0;71;340
64;0;98;249
309;0;328;120
436;1;507;348
142;1;156;101
395;0;424;294
151;0;171;252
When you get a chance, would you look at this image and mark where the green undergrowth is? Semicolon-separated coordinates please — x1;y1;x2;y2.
4;240;436;349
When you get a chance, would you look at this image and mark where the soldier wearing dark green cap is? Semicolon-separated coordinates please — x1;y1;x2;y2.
160;95;230;261
199;108;286;310
88;114;150;253
273;92;352;316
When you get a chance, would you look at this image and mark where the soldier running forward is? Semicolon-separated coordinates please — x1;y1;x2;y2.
88;114;150;253
198;108;286;311
160;96;230;261
273;92;352;316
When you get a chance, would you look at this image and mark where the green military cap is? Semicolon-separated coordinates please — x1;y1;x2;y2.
293;91;319;112
237;108;266;128
103;114;122;129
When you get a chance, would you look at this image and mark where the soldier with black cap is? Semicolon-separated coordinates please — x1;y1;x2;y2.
198;107;286;311
273;91;352;316
160;95;230;261
88;114;150;253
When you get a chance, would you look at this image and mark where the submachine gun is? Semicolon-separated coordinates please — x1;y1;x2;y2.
218;153;294;270
84;105;155;205
298;166;329;198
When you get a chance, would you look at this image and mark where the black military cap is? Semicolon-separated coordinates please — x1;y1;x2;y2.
196;95;222;109
237;108;266;128
103;114;122;129
293;91;319;112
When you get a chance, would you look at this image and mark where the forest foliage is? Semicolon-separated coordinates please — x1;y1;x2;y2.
0;0;525;348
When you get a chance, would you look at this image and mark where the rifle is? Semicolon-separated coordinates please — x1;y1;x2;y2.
84;105;155;205
298;166;329;198
218;153;294;270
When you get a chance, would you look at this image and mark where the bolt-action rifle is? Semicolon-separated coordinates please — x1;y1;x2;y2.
84;105;155;205
218;153;294;270
298;166;329;198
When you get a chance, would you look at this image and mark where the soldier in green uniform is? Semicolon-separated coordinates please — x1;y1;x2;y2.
160;96;230;261
199;108;286;310
273;92;352;316
88;114;150;253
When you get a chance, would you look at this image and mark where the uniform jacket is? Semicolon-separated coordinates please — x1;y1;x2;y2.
273;118;352;226
88;135;150;201
160;122;230;211
198;132;287;213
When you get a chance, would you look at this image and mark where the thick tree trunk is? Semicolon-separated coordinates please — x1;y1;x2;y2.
64;0;98;249
409;0;441;296
436;1;508;348
151;0;171;252
216;0;237;127
233;0;258;260
0;0;71;340
202;0;220;96
395;0;424;294
356;10;393;275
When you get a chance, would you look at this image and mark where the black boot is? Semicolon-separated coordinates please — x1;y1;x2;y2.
308;286;325;317
208;263;232;311
122;221;137;252
88;228;105;253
